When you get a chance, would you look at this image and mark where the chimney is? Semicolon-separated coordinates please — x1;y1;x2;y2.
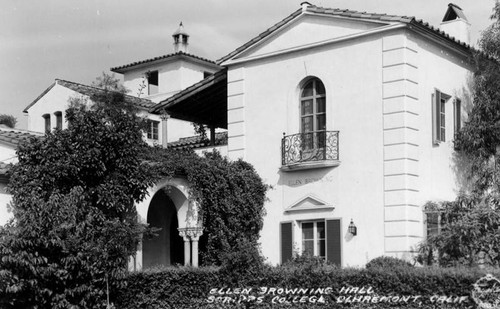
172;22;189;53
440;3;470;45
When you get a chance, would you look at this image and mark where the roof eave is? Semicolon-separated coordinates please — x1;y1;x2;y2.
408;20;471;57
23;81;57;113
111;53;221;74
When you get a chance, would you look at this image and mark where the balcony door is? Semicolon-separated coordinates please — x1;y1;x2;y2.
300;78;326;152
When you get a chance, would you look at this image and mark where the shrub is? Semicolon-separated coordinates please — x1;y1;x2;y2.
219;239;266;284
115;265;496;308
366;256;413;269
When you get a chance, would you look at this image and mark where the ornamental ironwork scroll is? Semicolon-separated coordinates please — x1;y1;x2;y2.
281;131;339;166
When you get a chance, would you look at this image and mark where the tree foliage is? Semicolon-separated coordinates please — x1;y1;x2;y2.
0;114;17;128
419;3;500;267
419;196;500;267
0;74;154;308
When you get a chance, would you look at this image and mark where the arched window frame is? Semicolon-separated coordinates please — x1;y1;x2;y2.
300;78;326;150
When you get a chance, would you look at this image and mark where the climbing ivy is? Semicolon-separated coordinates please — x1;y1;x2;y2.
142;147;269;266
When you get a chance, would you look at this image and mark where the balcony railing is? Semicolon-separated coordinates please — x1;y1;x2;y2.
281;131;339;167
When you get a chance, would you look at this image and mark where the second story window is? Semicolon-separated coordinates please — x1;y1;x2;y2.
148;71;159;95
301;78;326;150
42;114;51;133
147;120;159;140
432;89;450;144
54;111;62;130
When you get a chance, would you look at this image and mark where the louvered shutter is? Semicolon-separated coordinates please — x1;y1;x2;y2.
432;89;442;144
454;98;461;135
281;222;293;264
326;219;341;266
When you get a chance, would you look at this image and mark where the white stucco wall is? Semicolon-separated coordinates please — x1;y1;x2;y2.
411;33;472;204
229;31;387;266
26;84;81;133
122;59;219;104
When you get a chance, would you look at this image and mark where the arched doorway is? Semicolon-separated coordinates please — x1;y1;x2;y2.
142;189;184;268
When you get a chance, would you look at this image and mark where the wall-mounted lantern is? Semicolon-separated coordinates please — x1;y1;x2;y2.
348;219;357;236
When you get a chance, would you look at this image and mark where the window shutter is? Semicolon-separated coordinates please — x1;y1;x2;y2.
326;219;341;266
280;222;293;264
454;98;461;135
432;90;442;144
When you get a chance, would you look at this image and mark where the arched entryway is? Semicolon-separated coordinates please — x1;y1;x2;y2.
130;177;204;271
142;189;184;268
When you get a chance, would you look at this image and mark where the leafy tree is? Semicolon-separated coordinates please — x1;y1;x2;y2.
0;114;17;128
419;3;500;267
0;74;154;308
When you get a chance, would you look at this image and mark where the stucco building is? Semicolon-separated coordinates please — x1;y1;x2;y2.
2;3;474;268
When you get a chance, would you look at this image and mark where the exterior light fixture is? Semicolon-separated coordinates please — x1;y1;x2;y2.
348;219;357;236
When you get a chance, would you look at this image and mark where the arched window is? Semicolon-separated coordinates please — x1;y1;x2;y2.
300;78;326;149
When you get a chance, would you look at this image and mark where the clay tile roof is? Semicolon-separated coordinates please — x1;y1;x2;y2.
168;132;228;150
110;51;219;74
23;79;156;113
217;4;472;64
0;128;42;148
56;79;156;109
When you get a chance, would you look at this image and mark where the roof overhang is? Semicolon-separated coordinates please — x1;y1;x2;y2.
150;69;228;129
111;52;221;74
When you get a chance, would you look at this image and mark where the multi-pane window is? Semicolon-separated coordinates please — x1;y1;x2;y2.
300;78;326;149
281;219;341;265
425;212;440;237
301;221;326;259
439;97;446;142
54;111;62;130
148;71;159;95
147;120;159;140
433;89;450;144
42;114;51;133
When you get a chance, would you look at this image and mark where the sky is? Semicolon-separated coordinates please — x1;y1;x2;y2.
0;0;497;130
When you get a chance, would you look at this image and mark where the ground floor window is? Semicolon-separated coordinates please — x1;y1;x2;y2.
147;120;159;140
281;219;341;265
301;221;325;258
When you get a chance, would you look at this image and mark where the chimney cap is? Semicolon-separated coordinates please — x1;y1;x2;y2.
442;3;468;22
173;22;190;37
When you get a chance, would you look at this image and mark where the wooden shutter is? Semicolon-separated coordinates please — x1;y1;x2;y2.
280;222;293;264
454;98;461;135
326;219;341;266
432;89;441;144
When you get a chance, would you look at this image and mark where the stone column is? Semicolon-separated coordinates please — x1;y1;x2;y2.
178;228;191;266
161;112;170;148
210;125;216;146
128;234;143;271
187;227;204;267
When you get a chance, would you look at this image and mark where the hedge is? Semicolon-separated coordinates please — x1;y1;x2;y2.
113;265;500;308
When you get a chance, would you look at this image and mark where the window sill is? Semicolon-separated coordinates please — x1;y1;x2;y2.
280;160;340;172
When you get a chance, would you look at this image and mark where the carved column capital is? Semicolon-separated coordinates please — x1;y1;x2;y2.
186;227;204;241
177;227;191;242
160;112;171;121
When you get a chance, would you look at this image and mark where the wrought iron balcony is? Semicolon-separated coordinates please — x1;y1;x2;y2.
281;131;339;170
